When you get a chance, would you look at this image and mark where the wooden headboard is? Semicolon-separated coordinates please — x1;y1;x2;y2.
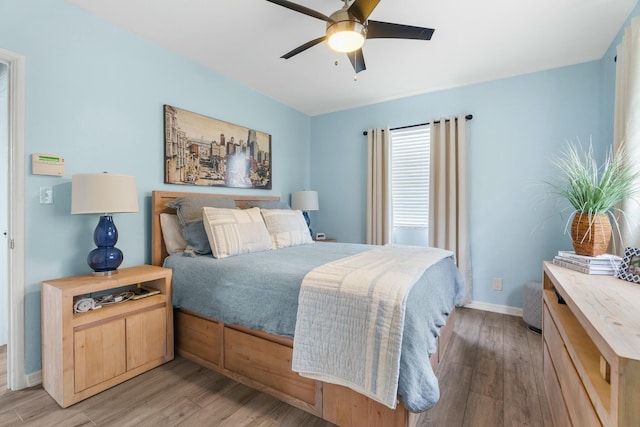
151;190;280;266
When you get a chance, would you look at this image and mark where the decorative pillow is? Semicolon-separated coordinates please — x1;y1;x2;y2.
165;196;237;255
202;207;272;258
159;213;188;254
166;196;237;225
260;209;314;249
182;221;211;254
244;200;291;210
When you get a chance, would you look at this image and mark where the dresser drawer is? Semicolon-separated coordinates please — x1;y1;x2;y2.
543;342;571;427
543;304;601;427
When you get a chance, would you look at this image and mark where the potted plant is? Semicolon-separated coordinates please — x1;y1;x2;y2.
549;139;640;257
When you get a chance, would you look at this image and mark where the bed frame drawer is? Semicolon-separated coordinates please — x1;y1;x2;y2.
175;310;221;366
224;327;317;405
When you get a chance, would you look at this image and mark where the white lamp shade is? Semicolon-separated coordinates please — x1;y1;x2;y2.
291;191;319;211
71;173;139;214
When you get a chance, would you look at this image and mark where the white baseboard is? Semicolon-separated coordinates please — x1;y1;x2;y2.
464;301;523;317
25;370;42;387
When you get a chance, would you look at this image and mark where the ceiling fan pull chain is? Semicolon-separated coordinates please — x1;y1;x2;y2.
354;51;359;81
354;54;358;81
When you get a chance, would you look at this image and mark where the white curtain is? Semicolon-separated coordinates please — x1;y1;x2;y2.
614;16;640;251
429;116;472;304
366;128;392;245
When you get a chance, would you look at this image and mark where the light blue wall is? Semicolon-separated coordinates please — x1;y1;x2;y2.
0;0;310;374
310;63;603;309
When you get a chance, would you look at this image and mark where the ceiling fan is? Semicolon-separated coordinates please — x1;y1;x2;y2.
266;0;435;74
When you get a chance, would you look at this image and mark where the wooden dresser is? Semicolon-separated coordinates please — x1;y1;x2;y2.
542;261;640;426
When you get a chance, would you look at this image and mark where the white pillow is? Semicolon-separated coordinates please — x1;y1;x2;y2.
160;213;188;254
202;207;271;258
260;209;314;249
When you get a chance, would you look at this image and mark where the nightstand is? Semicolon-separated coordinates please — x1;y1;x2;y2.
41;265;174;407
314;238;337;243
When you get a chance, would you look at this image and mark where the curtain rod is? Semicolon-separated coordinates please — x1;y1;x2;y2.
362;114;473;136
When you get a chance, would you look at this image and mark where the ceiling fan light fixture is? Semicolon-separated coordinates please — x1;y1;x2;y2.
326;20;365;53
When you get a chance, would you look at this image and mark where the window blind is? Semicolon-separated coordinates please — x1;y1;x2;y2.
390;126;430;228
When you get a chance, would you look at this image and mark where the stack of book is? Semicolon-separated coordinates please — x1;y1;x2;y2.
553;251;623;275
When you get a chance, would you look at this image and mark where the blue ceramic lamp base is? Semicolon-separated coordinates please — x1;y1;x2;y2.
88;215;123;275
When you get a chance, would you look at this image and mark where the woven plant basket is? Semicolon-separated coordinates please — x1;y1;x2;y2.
570;213;612;257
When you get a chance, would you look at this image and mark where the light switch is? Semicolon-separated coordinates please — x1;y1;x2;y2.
39;186;53;204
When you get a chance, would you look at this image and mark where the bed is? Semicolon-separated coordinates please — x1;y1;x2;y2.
151;190;462;427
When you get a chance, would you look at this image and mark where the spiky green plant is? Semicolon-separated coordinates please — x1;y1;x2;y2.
548;139;640;241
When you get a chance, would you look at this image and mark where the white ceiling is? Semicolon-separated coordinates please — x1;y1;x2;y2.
66;0;637;116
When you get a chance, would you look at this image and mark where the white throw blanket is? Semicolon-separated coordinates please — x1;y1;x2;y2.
291;245;453;409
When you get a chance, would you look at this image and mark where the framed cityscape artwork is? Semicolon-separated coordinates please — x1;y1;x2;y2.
164;105;272;189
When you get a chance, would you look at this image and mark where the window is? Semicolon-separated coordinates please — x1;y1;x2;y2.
390;125;430;246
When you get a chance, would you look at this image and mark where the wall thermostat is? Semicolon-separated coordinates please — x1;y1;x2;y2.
315;232;326;240
32;153;65;176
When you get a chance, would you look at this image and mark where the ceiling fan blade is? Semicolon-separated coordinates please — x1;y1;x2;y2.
367;20;435;40
347;49;366;74
281;36;326;59
348;0;381;22
266;0;332;22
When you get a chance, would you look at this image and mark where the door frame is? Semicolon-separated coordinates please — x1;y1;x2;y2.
1;47;26;391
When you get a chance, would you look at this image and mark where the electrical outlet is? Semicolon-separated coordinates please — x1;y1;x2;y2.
39;186;53;204
492;277;503;291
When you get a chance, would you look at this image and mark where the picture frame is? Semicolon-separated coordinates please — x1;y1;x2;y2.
616;247;640;284
164;105;272;189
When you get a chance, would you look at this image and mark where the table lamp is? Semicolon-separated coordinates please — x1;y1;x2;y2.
71;173;139;275
291;190;319;237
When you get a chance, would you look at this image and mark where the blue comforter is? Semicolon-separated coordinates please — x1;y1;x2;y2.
164;242;464;412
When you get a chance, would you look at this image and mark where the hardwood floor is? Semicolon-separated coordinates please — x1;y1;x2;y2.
0;308;552;426
423;308;552;427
